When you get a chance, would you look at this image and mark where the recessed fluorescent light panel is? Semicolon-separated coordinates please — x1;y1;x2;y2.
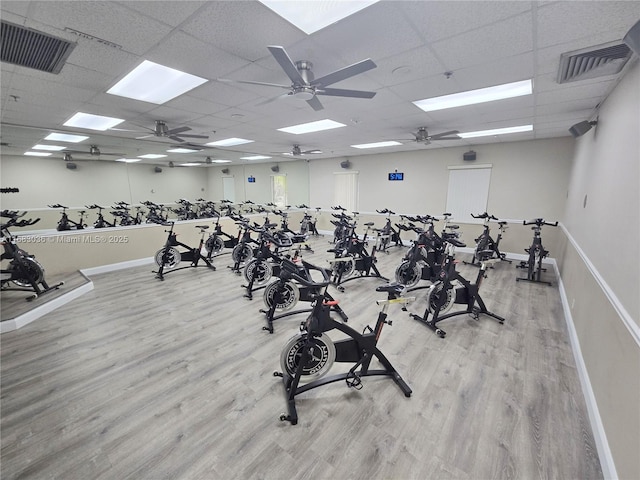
138;154;167;159
115;158;141;163
44;133;89;143
241;155;272;160
63;112;125;131
206;138;254;147
278;119;346;135
167;148;200;153
413;79;533;112
351;141;402;149
24;151;52;156
107;60;207;104
180;162;201;166
211;159;232;163
259;0;379;34
32;144;66;151
458;125;533;139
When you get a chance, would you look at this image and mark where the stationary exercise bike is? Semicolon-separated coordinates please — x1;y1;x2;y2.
153;221;216;280
464;212;512;267
274;273;414;425
1;210;64;301
49;204;87;231
409;237;505;338
375;208;403;252
297;205;321;237
204;213;239;258
516;218;558;286
86;204;116;228
260;257;348;333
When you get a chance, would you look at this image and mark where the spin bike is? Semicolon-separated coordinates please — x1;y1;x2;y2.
274;273;414;425
49;204;87;231
204;213;238;258
516;218;558;286
260;257;348;333
375;208;403;252
86;204;116;228
409;237;505;338
328;221;388;292
1;210;64;301
153;221;216;280
297;205;321;237
464;212;512;267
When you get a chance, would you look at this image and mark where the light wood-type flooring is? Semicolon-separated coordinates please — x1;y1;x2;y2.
1;235;602;479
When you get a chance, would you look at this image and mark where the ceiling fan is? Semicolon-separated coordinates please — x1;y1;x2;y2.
133;120;209;143
403;127;461;145
219;46;377;111
280;145;322;156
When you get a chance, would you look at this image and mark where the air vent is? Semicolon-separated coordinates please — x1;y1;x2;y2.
557;41;631;84
1;21;76;74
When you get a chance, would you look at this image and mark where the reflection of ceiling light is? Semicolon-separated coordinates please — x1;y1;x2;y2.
351;141;401;149
278;119;346;134
115;158;141;163
167;147;199;153
458;125;533;138
63;112;125;131
259;0;379;34
106;60;207;104
32;144;66;151
206;138;254;147
180;162;201;166
44;133;89;143
138;154;167;159
211;159;232;163
24;151;51;156
413;79;533;112
241;155;272;160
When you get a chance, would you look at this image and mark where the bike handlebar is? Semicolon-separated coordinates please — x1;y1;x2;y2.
523;218;558;227
471;212;499;221
48;204;67;209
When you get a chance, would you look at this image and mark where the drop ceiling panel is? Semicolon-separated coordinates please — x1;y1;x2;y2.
373;47;448;88
116;1;207;27
536;80;614;105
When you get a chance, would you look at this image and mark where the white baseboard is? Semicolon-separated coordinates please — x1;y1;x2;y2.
80;257;154;276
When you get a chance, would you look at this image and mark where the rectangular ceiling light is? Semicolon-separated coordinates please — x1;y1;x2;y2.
457;125;533;138
167;147;200;153
413;79;532;112
63;112;125;131
44;132;89;143
180;162;201;166
259;0;379;35
138;154;167;159
115;158;141;163
206;138;254;147
351;141;402;149
32;144;66;151
211;159;231;163
107;60;207;104
278;119;346;135
24;151;51;156
241;155;272;160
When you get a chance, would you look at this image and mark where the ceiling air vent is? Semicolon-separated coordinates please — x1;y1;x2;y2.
557;40;631;84
1;21;76;74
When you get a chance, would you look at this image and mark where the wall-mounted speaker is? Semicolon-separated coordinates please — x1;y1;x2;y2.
271;165;279;172
569;120;597;138
221;168;230;174
623;19;640;56
463;150;477;161
66;162;77;170
154;166;162;173
340;160;351;169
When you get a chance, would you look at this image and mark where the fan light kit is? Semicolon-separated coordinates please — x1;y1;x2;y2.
413;79;532;112
134;120;209;143
63;112;124;131
107;60;207;105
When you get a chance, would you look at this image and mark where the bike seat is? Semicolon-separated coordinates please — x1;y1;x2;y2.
196;225;209;230
364;222;374;227
448;238;467;248
376;283;405;295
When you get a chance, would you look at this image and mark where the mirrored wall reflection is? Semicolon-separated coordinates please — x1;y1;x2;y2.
0;155;310;231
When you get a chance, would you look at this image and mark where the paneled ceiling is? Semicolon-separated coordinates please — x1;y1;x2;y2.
1;1;638;166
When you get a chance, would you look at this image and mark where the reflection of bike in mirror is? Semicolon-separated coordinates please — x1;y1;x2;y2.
205;214;239;258
1;210;64;301
274;272;414;425
49;204;87;231
153;221;216;280
86;204;116;228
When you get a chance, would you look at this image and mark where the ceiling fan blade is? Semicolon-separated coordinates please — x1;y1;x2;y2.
317;87;376;99
169;135;186;142
267;46;306;85
302;149;322;154
306;96;324;111
312;58;376;87
431;137;461;141
217;78;290;89
165;126;192;135
136;134;154;139
430;130;460;139
176;133;209;139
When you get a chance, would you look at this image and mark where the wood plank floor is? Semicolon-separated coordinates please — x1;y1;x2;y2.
0;235;602;480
